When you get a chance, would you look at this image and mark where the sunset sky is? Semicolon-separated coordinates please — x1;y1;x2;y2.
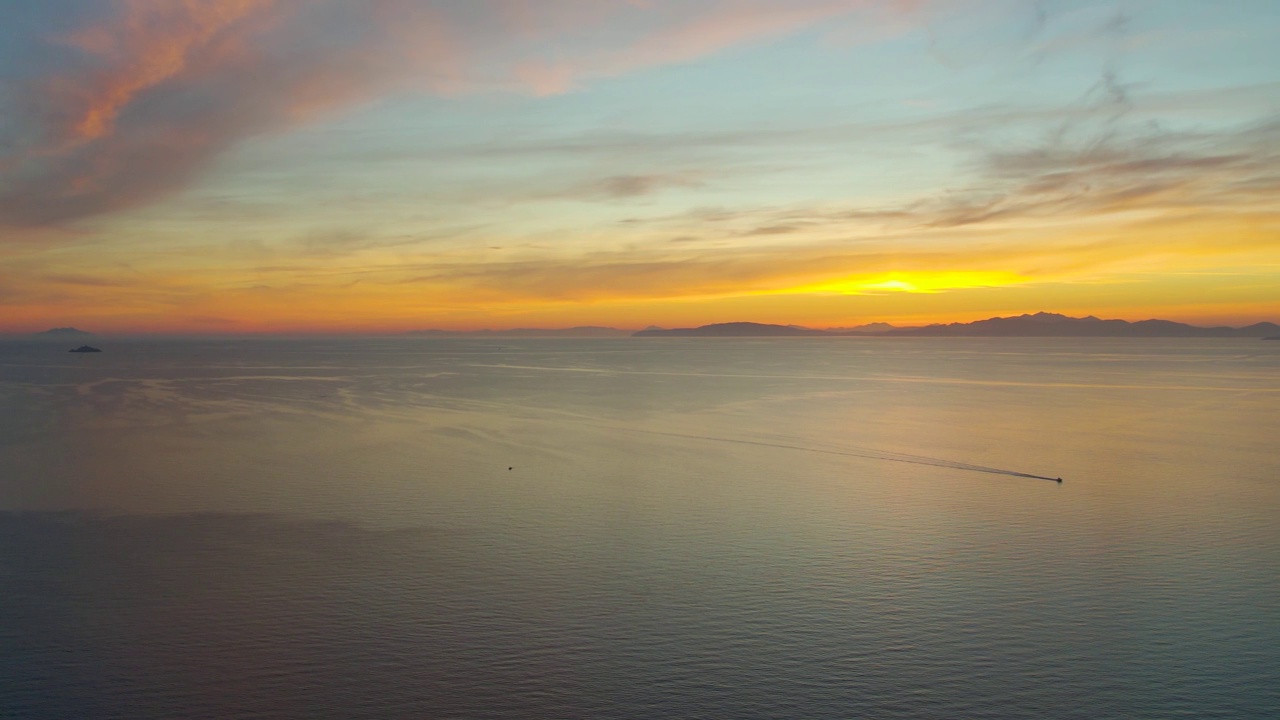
1;0;1278;333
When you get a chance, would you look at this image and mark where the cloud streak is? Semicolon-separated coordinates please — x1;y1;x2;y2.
53;0;275;143
0;0;921;229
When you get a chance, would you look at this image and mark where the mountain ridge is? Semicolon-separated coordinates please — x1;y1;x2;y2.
32;327;94;339
631;314;1280;338
633;322;828;337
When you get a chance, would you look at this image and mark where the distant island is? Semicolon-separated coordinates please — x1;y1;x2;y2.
33;327;94;339
69;345;102;353
634;322;828;337
632;313;1280;338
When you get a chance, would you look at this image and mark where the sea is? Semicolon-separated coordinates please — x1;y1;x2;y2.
0;337;1277;719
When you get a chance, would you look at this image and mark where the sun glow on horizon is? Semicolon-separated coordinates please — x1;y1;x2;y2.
0;1;1278;331
790;271;1032;296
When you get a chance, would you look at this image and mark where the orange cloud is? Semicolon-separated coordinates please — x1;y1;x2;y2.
505;0;922;91
608;0;888;71
57;0;274;143
2;0;935;228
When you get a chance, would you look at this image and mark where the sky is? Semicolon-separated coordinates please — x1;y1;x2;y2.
1;0;1278;334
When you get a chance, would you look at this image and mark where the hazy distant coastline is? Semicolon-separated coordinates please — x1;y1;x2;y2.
632;313;1280;338
406;313;1278;339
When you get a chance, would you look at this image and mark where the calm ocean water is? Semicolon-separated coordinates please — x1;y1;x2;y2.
1;337;1277;719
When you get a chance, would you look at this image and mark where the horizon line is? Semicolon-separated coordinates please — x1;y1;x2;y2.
6;312;1278;338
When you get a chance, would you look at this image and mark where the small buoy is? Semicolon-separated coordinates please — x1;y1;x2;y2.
508;467;513;471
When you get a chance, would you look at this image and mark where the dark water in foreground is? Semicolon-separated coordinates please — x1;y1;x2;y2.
1;338;1277;719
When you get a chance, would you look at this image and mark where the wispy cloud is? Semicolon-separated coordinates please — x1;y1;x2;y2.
602;72;1280;237
51;0;275;144
0;0;921;229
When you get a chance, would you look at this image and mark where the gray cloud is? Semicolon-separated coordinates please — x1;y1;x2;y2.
743;224;799;236
595;174;702;199
553;173;706;202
